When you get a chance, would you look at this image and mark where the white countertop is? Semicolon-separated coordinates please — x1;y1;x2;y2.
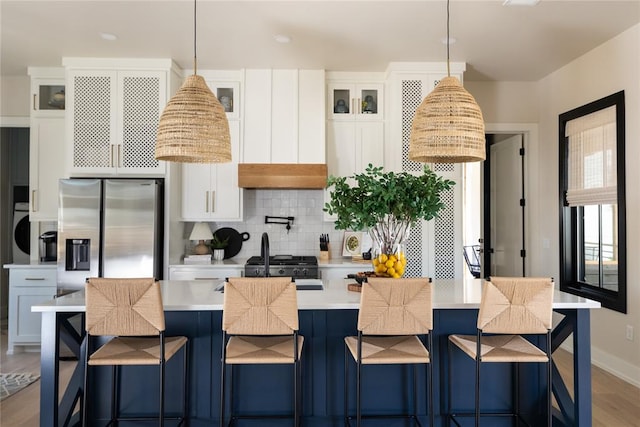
32;277;601;313
3;262;57;269
317;258;372;268
169;258;367;268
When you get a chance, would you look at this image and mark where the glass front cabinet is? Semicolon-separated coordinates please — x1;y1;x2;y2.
328;83;383;121
28;67;66;117
207;80;240;120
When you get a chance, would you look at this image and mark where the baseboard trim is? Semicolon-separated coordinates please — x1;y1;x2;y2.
560;342;640;388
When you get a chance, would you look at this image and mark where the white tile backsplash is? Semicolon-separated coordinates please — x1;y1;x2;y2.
193;189;348;259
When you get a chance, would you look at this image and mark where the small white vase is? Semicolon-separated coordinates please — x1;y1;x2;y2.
213;249;225;261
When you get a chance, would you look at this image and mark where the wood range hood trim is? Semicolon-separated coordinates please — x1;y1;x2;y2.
238;163;328;189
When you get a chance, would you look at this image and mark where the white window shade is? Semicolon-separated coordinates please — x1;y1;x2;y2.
566;105;617;206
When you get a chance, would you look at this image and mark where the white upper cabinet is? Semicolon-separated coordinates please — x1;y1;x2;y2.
383;62;465;172
328;80;384;121
243;69;325;163
181;71;243;221
27;67;66;221
324;72;385;221
207;80;240;120
29;67;66;118
181;120;242;221
63;58;177;176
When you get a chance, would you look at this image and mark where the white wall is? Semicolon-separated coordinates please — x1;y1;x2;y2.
536;24;640;386
0;76;29;117
466;81;539;124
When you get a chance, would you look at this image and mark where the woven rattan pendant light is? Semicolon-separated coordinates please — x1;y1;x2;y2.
409;0;485;163
155;0;231;163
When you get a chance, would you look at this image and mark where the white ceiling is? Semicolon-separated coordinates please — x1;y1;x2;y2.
1;0;639;81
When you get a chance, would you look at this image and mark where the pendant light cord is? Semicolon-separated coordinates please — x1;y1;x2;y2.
446;0;451;77
193;0;198;74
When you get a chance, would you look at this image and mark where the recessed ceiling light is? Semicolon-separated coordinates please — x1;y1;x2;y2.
100;32;117;41
274;34;291;44
441;36;457;46
503;0;540;6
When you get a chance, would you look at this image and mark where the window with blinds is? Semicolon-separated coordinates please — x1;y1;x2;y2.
559;90;626;314
565;105;617;206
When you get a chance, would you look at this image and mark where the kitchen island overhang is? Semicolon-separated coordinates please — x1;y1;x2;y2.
33;278;599;427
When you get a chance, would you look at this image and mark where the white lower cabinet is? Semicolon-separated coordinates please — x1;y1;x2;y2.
168;265;244;281
7;268;57;354
181;120;242;221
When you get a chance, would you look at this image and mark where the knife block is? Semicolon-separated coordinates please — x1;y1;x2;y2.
319;245;330;260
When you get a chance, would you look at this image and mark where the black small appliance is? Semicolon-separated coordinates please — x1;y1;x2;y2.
39;230;58;262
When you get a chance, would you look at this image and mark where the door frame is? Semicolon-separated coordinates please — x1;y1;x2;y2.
0;116;30;320
480;123;539;278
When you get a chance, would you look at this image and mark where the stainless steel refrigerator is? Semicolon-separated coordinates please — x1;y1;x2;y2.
57;178;164;293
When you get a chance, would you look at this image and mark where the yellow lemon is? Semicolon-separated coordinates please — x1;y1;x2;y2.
378;254;388;263
375;264;386;274
385;260;394;268
372;258;380;266
388;254;397;263
387;267;396;276
392;272;401;278
394;261;403;271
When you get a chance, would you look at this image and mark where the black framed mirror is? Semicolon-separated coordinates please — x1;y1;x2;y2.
559;91;626;313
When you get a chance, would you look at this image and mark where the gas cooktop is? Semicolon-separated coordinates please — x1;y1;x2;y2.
244;255;319;278
245;255;318;266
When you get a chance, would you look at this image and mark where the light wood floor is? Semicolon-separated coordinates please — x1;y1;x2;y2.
1;329;638;427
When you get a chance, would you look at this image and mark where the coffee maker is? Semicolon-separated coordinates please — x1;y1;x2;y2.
39;230;57;262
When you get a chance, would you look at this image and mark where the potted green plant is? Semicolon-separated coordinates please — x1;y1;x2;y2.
208;233;229;261
324;164;454;277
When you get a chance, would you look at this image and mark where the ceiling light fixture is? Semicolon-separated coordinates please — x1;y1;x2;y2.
408;0;485;163
99;32;117;41
503;0;540;6
274;34;292;44
155;0;231;163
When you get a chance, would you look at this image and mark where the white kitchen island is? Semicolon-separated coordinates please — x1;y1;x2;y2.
33;278;599;427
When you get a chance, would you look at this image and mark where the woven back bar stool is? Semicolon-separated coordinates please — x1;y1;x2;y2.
344;277;434;427
82;277;189;427
448;276;554;427
220;277;303;427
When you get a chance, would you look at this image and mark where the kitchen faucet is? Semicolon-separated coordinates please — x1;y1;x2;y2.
261;232;270;277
